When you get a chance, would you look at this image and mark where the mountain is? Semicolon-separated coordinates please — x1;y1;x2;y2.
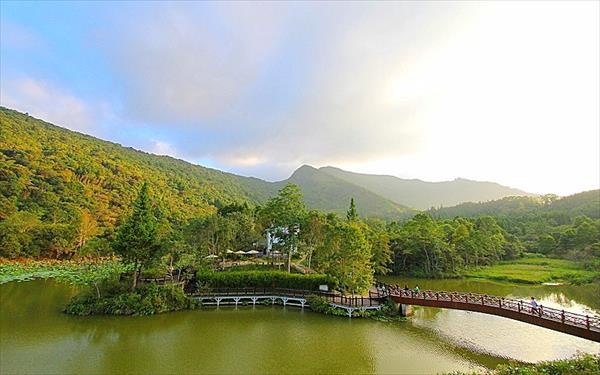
0;107;275;230
0;107;409;226
319;166;534;210
429;190;600;219
0;107;549;225
275;165;413;219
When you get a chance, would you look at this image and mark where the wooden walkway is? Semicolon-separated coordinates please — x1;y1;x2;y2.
378;283;600;342
192;287;382;317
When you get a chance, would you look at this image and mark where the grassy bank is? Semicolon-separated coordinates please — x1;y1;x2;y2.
449;353;599;375
464;256;598;285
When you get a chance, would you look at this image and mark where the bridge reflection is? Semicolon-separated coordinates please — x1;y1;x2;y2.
377;283;600;342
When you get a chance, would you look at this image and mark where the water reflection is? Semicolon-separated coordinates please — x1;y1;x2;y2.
1;281;498;374
381;276;600;362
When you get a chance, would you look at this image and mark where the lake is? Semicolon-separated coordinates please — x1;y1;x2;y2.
1;279;598;374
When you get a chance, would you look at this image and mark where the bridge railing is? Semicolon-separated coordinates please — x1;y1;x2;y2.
193;287;383;307
193;287;318;298
379;282;600;333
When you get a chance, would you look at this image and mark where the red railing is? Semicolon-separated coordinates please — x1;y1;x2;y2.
377;282;600;334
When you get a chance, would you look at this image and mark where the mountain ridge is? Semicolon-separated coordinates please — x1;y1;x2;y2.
275;164;413;219
318;166;534;210
2;106;539;221
0;107;406;221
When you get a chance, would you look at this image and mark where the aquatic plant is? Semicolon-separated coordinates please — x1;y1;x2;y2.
0;258;128;286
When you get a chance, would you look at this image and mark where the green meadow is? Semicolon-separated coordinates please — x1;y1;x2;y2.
464;256;598;285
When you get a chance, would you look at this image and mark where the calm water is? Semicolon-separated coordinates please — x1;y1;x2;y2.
1;279;598;375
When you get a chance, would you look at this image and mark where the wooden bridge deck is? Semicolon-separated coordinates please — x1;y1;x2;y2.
378;283;600;342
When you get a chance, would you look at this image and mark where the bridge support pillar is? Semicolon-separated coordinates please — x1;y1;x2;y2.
215;297;222;307
399;304;413;317
251;297;258;306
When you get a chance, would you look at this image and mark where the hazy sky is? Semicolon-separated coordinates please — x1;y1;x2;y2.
1;1;598;196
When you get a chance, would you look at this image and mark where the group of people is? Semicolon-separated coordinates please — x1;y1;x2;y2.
395;283;542;316
403;284;420;294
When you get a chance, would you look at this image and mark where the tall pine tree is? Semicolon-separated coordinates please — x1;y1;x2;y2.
112;182;163;289
347;198;359;221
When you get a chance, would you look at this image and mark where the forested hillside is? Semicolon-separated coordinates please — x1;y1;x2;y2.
429;191;600;219
0;107;411;258
0;107;278;257
320;166;533;209
429;191;600;267
1;107;597;273
277;165;413;219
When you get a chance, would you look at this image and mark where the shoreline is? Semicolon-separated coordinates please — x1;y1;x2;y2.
2;257;598;287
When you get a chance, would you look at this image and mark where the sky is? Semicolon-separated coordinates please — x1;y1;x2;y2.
1;1;598;196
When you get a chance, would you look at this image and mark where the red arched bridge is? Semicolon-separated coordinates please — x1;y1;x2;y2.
184;280;599;342
376;282;600;342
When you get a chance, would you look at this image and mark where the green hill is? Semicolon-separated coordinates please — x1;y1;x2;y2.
3;105;587;230
429;191;600;219
0;107;410;229
276;165;413;219
319;166;534;210
0;107;276;230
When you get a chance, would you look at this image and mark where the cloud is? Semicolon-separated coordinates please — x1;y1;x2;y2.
97;4;467;177
24;0;592;194
0;78;96;132
105;3;287;124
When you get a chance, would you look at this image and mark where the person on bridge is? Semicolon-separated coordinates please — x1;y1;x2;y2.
413;285;420;295
530;297;539;314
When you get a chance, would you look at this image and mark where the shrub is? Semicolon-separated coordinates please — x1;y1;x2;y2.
494;353;599;375
306;295;347;316
196;270;333;290
306;295;383;318
65;281;195;316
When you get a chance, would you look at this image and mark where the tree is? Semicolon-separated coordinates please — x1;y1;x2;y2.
347;198;358;221
260;184;307;272
363;219;392;275
300;210;328;269
75;209;99;251
390;213;449;276
537;234;557;255
0;212;40;258
314;219;373;294
112;182;163;289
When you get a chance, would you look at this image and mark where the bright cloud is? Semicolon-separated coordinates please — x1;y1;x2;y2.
0;78;96;132
1;1;598;195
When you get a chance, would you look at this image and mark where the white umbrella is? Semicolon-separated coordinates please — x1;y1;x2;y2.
234;250;247;255
204;254;218;259
246;250;260;255
226;250;234;254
